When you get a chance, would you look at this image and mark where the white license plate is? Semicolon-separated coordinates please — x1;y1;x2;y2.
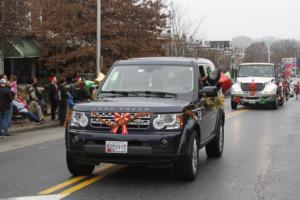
248;100;256;104
105;141;128;154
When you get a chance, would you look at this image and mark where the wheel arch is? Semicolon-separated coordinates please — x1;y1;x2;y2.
177;118;201;156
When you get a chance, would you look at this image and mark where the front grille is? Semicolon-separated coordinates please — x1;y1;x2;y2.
245;97;259;100
241;83;265;91
90;112;151;129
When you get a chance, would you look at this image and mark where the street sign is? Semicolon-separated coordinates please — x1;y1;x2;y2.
282;57;297;78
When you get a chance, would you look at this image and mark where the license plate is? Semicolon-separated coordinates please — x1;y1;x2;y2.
105;141;128;154
248;100;256;104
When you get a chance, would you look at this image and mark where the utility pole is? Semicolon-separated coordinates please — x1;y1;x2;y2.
96;0;101;76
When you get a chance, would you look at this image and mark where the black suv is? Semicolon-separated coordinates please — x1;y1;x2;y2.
66;57;225;181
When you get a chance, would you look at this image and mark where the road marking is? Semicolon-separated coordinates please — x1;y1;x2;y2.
226;109;249;119
59;165;125;197
35;109;249;198
1;194;65;200
38;164;121;197
59;176;101;196
39;176;86;195
38;164;114;195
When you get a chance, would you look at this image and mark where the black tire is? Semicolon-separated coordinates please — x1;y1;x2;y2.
175;131;199;181
67;152;95;176
206;122;224;158
231;100;237;110
271;99;278;110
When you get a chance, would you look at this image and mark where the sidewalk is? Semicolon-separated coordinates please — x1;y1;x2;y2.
8;118;61;135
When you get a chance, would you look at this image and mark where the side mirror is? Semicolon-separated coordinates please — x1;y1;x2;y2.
207;69;221;86
200;86;218;97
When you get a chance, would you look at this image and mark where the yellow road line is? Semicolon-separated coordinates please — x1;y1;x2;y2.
38;163;115;195
225;109;247;117
59;165;125;197
39;109;249;198
59;176;102;196
226;109;248;119
39;176;86;195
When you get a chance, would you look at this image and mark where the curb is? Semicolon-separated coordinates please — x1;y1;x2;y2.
8;121;61;134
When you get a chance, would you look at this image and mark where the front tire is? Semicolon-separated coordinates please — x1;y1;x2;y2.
175;131;199;181
206;123;224;158
231;100;238;110
67;152;95;176
271;99;278;110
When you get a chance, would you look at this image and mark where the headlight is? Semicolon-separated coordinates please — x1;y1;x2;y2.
231;84;243;94
70;112;89;127
153;114;183;130
262;84;277;94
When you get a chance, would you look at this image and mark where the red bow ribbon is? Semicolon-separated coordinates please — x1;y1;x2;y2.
111;113;132;135
249;81;256;96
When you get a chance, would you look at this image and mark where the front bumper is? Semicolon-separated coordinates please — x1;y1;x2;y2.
66;129;182;165
231;92;276;105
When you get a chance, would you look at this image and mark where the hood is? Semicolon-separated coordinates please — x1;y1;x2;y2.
237;77;274;84
74;97;191;113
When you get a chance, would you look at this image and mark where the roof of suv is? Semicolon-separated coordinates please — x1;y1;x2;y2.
115;57;215;67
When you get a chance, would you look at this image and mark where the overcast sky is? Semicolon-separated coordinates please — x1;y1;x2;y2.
172;0;300;41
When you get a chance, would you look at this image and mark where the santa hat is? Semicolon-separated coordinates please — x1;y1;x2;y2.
48;76;57;83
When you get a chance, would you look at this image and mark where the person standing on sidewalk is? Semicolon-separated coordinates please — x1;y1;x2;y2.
0;79;13;136
48;75;58;120
58;78;67;125
8;75;17;127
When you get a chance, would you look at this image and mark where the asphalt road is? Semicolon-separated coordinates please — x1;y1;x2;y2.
1;98;300;200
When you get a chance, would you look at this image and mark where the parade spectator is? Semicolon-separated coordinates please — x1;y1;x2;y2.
58;78;68;125
28;78;44;104
10;75;17;97
48;75;58;120
0;79;13;136
68;79;79;100
75;81;90;101
28;78;46;113
16;93;44;122
8;75;18;127
12;100;40;124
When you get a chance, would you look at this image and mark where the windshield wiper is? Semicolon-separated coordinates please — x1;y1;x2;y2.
100;90;132;96
132;91;177;98
99;90;177;98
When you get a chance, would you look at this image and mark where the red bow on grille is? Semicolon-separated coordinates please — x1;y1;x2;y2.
111;113;132;135
249;81;256;96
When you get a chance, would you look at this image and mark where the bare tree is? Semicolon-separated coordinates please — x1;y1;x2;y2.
166;1;205;57
244;42;268;63
271;39;300;64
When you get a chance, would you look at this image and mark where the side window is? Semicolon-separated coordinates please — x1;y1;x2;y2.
198;65;205;91
206;66;212;75
199;65;206;78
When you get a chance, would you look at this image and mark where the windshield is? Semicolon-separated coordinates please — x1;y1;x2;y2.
238;65;274;77
100;65;194;97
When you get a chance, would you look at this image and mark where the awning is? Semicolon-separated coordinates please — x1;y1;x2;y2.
4;39;41;59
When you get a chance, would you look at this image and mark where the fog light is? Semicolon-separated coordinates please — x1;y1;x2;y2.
72;135;79;144
160;138;168;146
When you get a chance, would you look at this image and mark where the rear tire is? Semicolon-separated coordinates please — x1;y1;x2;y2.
175;131;199;181
67;152;95;176
206;122;224;158
231;100;237;110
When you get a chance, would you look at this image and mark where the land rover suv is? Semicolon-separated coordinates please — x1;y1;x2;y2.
65;57;225;181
